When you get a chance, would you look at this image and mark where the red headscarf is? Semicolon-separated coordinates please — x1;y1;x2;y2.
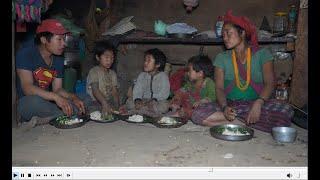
219;10;259;52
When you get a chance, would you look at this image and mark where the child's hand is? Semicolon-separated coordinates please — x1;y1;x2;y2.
102;104;112;118
146;99;156;109
169;103;180;112
199;98;210;104
134;99;143;110
119;106;128;115
192;101;201;109
193;99;210;108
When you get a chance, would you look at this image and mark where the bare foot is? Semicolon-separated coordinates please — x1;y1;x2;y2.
17;117;37;132
34;116;53;126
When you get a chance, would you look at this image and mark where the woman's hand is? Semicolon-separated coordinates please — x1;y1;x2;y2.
55;95;73;117
246;99;263;124
223;106;237;121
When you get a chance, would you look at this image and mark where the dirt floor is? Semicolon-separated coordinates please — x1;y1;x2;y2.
12;120;308;167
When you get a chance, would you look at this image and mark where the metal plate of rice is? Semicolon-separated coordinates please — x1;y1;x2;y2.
210;124;254;141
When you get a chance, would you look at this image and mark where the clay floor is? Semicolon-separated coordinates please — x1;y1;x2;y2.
12;119;307;167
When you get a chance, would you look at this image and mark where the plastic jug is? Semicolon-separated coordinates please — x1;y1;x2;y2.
154;20;167;36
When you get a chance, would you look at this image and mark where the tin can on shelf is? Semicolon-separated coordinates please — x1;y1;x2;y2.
215;20;224;38
273;12;287;34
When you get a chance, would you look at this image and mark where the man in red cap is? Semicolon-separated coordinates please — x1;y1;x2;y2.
16;19;86;130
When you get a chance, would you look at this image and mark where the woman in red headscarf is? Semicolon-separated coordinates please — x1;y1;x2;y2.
200;10;294;133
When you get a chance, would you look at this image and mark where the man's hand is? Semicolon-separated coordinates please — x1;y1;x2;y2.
71;95;86;115
55;95;73;117
246;99;263;124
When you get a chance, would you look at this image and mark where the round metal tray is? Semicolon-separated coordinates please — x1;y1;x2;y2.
90;113;123;123
122;114;153;124
151;116;187;128
210;124;254;141
49;115;89;129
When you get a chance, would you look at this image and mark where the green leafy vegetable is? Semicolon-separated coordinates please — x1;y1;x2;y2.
104;114;114;121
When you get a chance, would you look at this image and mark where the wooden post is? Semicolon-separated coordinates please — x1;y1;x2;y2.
289;3;308;107
12;22;18;127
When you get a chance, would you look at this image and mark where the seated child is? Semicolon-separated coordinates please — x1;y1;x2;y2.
169;59;191;93
86;41;120;117
121;48;170;117
170;55;224;125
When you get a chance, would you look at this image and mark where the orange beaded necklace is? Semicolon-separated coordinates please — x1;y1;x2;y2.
231;48;251;91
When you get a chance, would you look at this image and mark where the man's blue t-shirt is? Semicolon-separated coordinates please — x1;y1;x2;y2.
16;46;64;98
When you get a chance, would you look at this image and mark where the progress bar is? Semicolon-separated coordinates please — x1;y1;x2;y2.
12;167;307;179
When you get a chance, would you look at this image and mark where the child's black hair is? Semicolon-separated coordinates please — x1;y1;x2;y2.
144;48;167;71
188;55;214;79
93;40;117;60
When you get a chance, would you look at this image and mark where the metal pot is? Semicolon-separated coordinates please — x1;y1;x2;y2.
272;127;297;143
64;35;79;49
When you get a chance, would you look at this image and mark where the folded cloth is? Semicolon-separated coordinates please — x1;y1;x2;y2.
166;23;197;34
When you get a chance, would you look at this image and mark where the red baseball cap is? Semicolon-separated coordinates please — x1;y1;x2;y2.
36;19;69;35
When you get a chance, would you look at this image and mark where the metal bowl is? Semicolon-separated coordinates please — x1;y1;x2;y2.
271;127;297;143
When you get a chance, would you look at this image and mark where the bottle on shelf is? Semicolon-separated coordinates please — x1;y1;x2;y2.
288;5;298;33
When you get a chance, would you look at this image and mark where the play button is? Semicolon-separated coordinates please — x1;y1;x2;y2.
12;172;19;179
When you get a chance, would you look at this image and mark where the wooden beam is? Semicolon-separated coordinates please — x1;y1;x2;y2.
289;6;308;107
12;22;18;127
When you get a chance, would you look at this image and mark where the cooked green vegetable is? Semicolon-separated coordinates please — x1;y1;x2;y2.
214;126;250;135
238;127;249;134
56;115;70;125
103;114;114;121
215;127;225;134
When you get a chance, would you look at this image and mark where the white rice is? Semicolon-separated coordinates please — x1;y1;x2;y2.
158;117;177;125
222;128;250;136
90;111;102;121
127;115;144;122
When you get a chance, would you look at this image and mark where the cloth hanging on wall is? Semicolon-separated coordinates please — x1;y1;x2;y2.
14;0;42;23
13;0;53;23
16;22;27;32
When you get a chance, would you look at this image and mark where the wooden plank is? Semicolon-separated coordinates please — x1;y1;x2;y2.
102;31;293;45
12;22;18;127
289;7;308;107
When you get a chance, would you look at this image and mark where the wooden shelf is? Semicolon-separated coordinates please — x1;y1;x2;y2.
102;30;294;45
